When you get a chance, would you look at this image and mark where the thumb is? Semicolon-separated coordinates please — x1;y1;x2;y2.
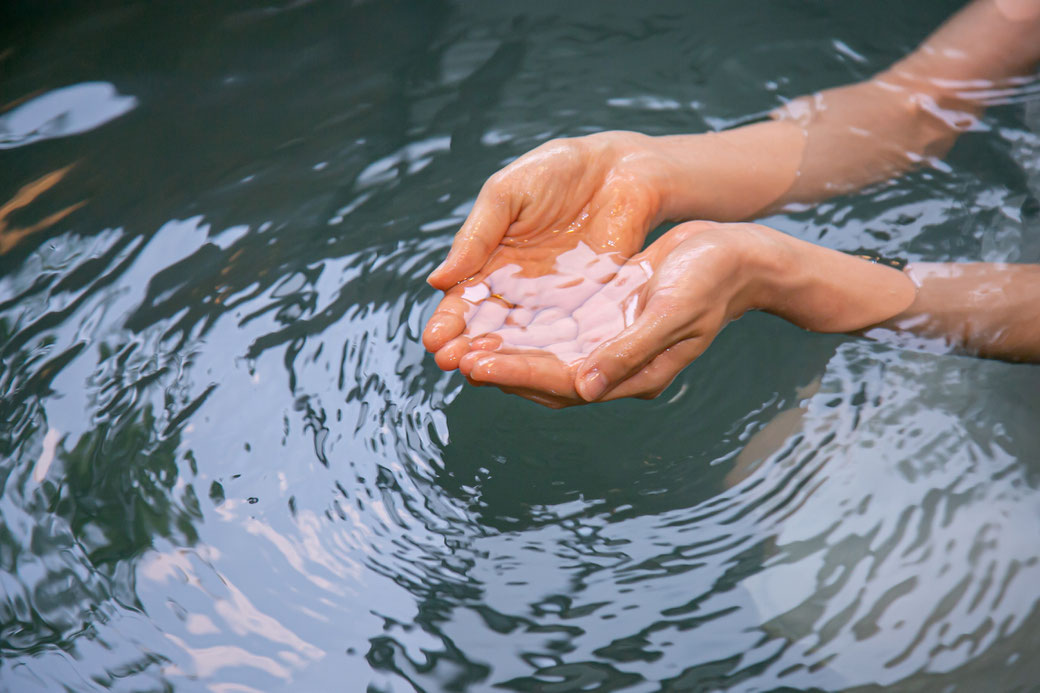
575;294;686;401
427;185;514;290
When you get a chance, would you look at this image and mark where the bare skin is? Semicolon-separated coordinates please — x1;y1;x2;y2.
457;222;919;407
424;0;1040;407
872;263;1040;362
424;132;666;370
457;224;1040;407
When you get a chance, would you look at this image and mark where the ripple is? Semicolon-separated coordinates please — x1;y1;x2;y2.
2;2;1040;691
0;83;137;150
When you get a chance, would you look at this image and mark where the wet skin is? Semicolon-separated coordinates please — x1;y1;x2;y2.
423;0;1040;407
423;131;670;370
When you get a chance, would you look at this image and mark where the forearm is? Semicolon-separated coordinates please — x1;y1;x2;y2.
874;263;1040;362
774;0;1040;207
652;0;1040;221
751;232;1040;363
648;120;805;222
750;229;917;333
648;71;954;221
648;77;958;221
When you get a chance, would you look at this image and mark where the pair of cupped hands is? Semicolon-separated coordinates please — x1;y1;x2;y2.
423;131;781;408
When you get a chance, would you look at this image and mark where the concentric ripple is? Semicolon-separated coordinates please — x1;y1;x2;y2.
2;1;1039;691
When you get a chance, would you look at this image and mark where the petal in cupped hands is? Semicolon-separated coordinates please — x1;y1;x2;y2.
422;133;667;363
454;222;750;407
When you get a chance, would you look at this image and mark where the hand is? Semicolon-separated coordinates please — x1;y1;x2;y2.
459;221;918;408
422;131;674;371
437;240;653;408
456;221;779;407
422;121;819;372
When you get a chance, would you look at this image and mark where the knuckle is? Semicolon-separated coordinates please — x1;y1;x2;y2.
536;136;585;162
598;351;637;380
484;170;512;195
672;220;723;242
619;352;646;374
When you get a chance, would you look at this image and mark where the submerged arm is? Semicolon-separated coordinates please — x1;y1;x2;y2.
869;263;1040;362
732;237;1040;364
730;232;1040;364
649;0;1040;221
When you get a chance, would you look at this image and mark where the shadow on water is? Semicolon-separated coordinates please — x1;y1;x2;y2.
2;0;1040;691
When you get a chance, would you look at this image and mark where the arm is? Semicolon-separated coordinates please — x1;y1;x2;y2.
426;0;1040;294
425;0;1040;390
454;222;1040;407
647;0;1040;221
753;240;1040;363
870;263;1040;362
569;225;1040;403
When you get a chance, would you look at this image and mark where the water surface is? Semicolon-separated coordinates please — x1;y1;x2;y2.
2;1;1040;691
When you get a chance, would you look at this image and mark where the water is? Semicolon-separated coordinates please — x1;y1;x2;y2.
2;1;1040;690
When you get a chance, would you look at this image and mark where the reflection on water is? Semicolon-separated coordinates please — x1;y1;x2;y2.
2;1;1040;691
0;82;137;150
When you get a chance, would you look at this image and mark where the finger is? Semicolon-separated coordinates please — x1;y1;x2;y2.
469;334;503;352
459;337;586;370
528;306;570;326
428;182;515;290
461;351;579;398
486;262;540;308
491;315;578;349
574;293;688;402
504;306;536;328
494;324;578;349
458;349;495;378
434;336;473;371
598;337;708;401
423;292;478;352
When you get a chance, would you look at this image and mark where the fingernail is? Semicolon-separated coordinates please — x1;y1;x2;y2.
578;369;608;401
427;263;445;286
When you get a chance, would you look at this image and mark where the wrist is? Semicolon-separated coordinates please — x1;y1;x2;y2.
646;123;805;222
754;231;918;333
721;223;800;318
643;133;715;222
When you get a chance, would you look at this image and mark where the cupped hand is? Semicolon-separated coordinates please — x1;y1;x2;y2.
422;131;672;370
456;221;784;407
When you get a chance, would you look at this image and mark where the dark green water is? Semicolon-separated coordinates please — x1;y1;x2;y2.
3;1;1040;691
